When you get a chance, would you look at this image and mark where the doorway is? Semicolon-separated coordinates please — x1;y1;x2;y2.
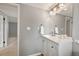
0;3;18;56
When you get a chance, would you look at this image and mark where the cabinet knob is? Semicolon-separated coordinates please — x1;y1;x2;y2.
51;46;54;48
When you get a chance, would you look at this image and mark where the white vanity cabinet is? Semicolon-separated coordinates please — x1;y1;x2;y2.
42;38;58;56
41;35;72;56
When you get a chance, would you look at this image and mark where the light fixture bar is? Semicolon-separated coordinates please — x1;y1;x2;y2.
48;3;67;15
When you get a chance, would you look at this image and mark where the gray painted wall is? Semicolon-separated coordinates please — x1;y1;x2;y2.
8;16;17;37
8;22;17;37
72;4;79;56
19;4;65;56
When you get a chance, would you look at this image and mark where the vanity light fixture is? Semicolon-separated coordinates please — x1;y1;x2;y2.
49;3;67;15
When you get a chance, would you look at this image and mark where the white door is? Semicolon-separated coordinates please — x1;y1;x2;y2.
0;15;4;47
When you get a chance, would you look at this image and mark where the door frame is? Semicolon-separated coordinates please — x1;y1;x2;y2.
0;15;4;47
17;4;20;56
65;16;72;37
8;3;20;56
9;3;20;56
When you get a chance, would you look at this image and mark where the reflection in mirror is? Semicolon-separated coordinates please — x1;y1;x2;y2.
49;3;73;37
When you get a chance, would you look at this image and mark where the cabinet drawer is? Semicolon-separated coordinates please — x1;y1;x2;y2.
49;40;58;48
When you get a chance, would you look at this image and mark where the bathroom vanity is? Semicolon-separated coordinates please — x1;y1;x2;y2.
41;35;72;56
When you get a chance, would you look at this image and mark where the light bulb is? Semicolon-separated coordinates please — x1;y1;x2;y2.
49;11;56;15
49;11;53;15
53;8;57;11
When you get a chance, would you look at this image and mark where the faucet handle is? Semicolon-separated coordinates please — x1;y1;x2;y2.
49;31;54;36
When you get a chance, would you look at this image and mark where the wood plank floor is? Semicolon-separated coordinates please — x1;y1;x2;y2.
0;37;17;56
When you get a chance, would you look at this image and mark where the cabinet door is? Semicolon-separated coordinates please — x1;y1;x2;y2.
42;38;48;56
47;40;58;56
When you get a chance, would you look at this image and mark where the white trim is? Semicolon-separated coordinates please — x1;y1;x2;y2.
17;4;20;56
29;52;41;56
4;16;8;47
65;16;67;34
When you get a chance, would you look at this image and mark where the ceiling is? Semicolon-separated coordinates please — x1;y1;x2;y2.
7;3;72;17
25;3;54;10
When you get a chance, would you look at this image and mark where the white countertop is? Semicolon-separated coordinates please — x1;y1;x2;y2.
42;34;72;44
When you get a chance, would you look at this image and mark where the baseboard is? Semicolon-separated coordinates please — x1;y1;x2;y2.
29;52;42;56
8;37;17;39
